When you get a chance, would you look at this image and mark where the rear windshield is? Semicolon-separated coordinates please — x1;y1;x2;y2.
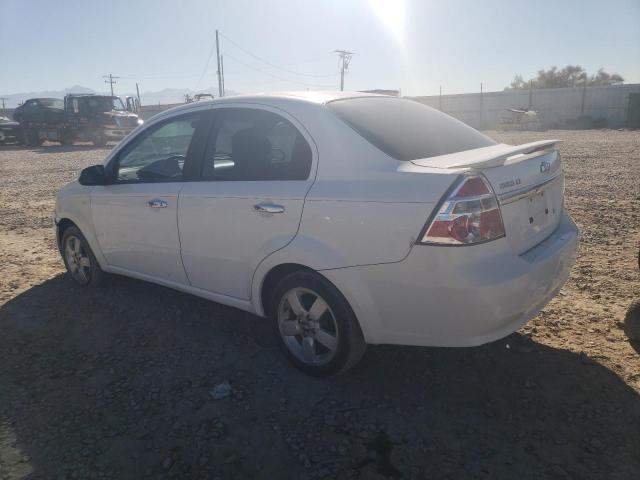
327;97;496;161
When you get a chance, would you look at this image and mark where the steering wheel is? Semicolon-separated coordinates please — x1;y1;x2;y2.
137;154;185;180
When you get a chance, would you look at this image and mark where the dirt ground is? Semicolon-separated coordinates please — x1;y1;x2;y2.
0;130;639;480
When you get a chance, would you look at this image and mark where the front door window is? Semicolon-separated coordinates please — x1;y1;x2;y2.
114;113;204;182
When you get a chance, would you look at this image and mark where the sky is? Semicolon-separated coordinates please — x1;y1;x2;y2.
1;0;639;100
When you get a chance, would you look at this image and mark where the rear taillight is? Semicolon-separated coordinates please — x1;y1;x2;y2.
419;174;505;245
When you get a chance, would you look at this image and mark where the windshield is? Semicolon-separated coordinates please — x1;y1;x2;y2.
327;97;496;161
87;96;125;112
110;97;125;111
40;98;64;109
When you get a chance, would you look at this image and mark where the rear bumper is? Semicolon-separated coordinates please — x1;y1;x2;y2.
321;213;579;347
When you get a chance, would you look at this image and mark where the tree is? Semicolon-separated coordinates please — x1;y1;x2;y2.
508;74;526;90
589;68;624;86
505;65;624;90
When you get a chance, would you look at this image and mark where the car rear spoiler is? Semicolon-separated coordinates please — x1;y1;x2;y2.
411;139;562;170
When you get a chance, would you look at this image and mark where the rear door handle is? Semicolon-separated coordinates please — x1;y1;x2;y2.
148;199;168;209
254;203;285;214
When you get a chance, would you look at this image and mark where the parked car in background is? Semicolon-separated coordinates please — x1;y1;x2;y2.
54;92;579;375
0;116;22;144
14;94;141;146
13;97;65;125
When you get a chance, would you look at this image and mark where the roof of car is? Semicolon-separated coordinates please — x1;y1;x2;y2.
25;97;61;102
155;90;388;119
230;90;383;104
204;90;390;107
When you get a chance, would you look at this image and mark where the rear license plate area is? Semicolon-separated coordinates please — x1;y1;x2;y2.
527;191;550;230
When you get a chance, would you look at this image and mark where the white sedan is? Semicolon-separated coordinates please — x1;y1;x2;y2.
54;92;579;375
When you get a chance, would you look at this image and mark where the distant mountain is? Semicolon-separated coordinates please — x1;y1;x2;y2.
2;85;240;108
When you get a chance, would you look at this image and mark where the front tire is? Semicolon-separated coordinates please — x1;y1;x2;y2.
270;271;366;376
61;226;106;287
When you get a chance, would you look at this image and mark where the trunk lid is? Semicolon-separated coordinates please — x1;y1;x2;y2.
412;140;564;254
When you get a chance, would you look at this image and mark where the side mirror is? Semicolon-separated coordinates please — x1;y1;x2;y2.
79;165;108;186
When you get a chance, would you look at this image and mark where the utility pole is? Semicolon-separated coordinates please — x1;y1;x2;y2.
221;55;225;97
334;50;354;91
215;30;223;97
103;74;120;96
479;82;483;130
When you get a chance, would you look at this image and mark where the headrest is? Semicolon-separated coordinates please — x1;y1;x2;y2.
231;127;271;164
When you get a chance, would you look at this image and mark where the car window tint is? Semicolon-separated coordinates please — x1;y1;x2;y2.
327;97;496;161
202;109;311;181
115;113;202;182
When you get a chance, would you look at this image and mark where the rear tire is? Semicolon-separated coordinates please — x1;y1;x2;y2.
27;127;43;147
92;132;107;147
60;132;74;146
625;300;640;341
269;271;366;376
61;226;107;287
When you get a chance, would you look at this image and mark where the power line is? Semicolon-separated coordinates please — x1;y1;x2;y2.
194;42;217;91
219;32;338;78
223;53;335;89
120;73;203;80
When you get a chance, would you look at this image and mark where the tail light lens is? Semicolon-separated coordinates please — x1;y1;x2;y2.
419;174;505;245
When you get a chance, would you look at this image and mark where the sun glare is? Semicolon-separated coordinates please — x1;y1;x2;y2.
370;0;406;43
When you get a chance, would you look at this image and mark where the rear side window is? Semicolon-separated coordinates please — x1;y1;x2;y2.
202;108;312;181
327;97;496;161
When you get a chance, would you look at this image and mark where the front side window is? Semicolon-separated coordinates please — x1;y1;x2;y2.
202;108;312;181
114;113;203;182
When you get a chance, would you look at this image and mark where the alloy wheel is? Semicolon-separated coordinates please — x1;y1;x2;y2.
64;235;91;284
277;287;339;366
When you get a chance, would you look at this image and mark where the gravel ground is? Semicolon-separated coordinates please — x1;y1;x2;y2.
0;131;639;479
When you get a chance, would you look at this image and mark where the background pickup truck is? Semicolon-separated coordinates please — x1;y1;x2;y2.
13;94;141;146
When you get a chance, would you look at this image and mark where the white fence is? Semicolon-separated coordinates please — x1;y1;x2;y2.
409;83;640;129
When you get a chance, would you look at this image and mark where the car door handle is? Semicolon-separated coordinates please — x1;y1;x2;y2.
148;199;168;209
254;203;285;214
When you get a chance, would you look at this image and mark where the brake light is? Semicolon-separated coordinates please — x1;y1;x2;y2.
419;174;505;245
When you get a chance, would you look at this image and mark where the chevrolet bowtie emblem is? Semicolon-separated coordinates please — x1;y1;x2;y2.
540;161;551;173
